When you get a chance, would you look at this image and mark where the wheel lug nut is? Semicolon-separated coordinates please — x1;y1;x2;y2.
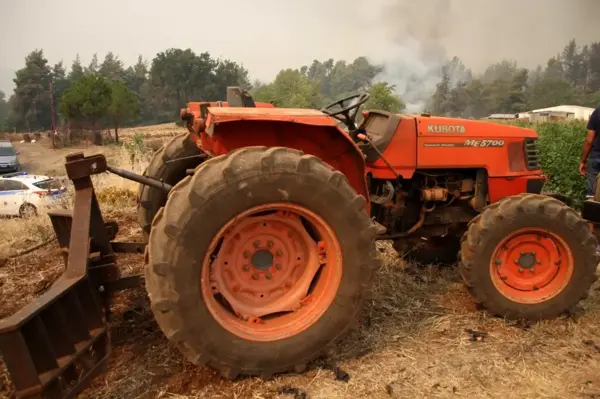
276;250;283;256
254;241;260;247
275;264;282;270
252;274;259;280
266;273;272;280
495;259;501;265
267;241;274;247
514;259;519;264
518;268;524;273
536;260;541;264
243;251;250;258
243;265;250;271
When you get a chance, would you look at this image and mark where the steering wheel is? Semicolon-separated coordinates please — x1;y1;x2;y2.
320;92;370;130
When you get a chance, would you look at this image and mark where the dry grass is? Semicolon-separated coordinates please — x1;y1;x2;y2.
2;125;600;398
68;244;600;399
3;241;597;399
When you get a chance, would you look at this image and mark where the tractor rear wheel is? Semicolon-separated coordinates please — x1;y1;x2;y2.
137;132;203;238
459;194;599;320
145;146;381;378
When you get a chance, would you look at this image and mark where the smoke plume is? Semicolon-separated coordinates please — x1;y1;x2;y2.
365;0;600;112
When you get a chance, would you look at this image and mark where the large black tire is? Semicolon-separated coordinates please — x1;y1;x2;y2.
459;194;599;320
394;235;461;265
145;146;381;378
136;132;203;238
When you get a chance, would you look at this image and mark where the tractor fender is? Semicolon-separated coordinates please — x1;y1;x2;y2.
199;111;369;206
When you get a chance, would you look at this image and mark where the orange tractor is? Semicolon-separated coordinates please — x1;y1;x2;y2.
1;87;599;398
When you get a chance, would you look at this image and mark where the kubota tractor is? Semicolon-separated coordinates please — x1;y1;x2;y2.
1;87;599;398
135;87;598;376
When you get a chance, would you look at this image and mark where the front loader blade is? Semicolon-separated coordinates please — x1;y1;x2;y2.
0;277;109;398
0;152;128;398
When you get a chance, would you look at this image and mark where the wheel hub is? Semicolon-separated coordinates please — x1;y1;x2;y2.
207;208;330;321
490;229;574;304
251;249;274;271
517;252;536;269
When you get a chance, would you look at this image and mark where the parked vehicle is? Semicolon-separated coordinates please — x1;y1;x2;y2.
0;140;20;174
0;172;67;217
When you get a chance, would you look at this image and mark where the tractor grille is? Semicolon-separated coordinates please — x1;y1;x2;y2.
524;138;541;170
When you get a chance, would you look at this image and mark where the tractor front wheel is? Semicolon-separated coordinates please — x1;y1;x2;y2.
459;194;599;320
145;146;381;378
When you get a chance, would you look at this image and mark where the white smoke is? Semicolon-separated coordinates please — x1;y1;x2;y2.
362;0;600;113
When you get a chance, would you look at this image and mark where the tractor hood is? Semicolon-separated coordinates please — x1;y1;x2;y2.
204;107;337;136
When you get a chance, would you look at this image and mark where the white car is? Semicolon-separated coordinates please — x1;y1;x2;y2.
0;172;68;217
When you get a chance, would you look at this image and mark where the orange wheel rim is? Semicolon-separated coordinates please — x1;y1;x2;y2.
201;203;342;342
490;228;574;304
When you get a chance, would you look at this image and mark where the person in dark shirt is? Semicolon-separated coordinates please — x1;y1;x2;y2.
580;106;600;199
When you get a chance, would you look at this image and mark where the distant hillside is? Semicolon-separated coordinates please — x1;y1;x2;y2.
0;67;15;95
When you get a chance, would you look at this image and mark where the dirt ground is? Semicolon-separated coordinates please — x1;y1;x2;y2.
2;127;600;398
10;123;186;177
1;227;600;399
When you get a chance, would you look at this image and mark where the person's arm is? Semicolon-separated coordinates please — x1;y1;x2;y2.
580;109;598;175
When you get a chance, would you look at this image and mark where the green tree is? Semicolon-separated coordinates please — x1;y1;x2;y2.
299;57;382;104
86;53;100;76
123;56;149;124
587;90;600;107
506;68;529;112
107;81;140;142
148;48;217;120
69;54;85;82
463;79;488;118
529;76;576;109
253;69;320;108
60;75;112;144
11;49;52;131
430;68;451;115
587;42;600;93
0;91;8;132
99;52;125;82
124;55;148;94
562;39;585;88
51;61;70;125
364;82;405;113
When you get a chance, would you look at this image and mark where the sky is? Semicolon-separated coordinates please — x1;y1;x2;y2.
1;0;599;110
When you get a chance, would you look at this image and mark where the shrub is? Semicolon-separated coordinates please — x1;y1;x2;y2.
514;120;587;206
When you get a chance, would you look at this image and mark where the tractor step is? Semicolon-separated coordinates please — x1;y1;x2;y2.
0;276;108;398
582;200;600;224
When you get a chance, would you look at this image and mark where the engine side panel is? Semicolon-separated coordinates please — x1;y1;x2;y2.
415;117;541;177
